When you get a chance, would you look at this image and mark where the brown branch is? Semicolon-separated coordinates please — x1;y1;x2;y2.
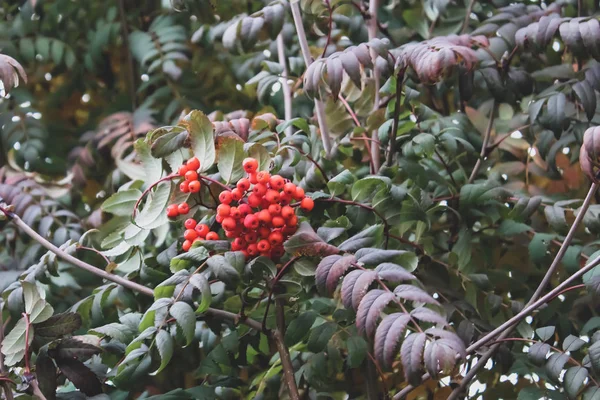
368;0;381;173
468;100;496;183
272;300;300;400
132;174;177;218
262;256;300;331
386;68;404;167
277;34;293;137
461;0;476;34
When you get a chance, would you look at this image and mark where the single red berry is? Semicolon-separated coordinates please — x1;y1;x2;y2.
248;173;259;184
217;204;231;216
256;171;271;184
167;204;179;218
225;229;239;239
185;170;198;182
272;216;285;228
193;237;202;243
287;215;298;227
238;203;252;217
195;224;209;237
243;158;259;174
252;183;267;196
206;231;219;240
279;192;292;205
257;209;272;223
222;217;237;231
179;181;190;193
237;178;251;192
186;157;200;171
184;229;198;241
281;206;295;220
300;197;314;212
283;225;297;235
177;202;190;214
244;232;258;243
184;219;197;229
257;240;271;252
232;238;246;250
294;186;305;200
182;240;192;251
189;180;201;193
247;193;262;208
269;175;285;190
216;214;224;223
268;204;282;215
264;189;280;203
219;191;233;205
258;226;271;239
231;240;242;251
260;198;271;210
244;214;259;230
269;231;283;245
231;188;243;201
247;243;259;256
178;165;188;177
283;182;296;196
230;207;242;219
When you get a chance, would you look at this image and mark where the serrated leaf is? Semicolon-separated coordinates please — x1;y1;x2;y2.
307;322;337;353
347;336;368;368
217;136;245;184
102;189;142;216
169;301;195;346
374;313;411;369
135;181;171;229
134;139;163;184
401;332;426;385
338;225;384;252
55;357;102;396
152;330;174;375
565;366;588;399
1;317;30;366
411;307;447;326
284;222;339;257
181;110;215;172
563;335;586;352
356;290;395;337
328;170;356;196
284;311;318;347
394;285;439;305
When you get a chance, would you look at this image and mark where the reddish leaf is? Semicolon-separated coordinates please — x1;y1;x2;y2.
411;307;448;326
315;254;342;295
284;222;339;257
394;285;439;305
401;332;427;385
356;291;395;337
374;313;411;369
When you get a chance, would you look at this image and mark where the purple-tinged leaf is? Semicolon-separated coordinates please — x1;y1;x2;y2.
341;270;363;310
375;263;415;282
411;307;447;326
284;222;339;257
394;285;439;305
528;342;550;365
424;328;466;359
316;255;342;295
339;51;362;88
355;290;387;335
563;335;586;352
355;249;415;265
565;366;588;399
357;291;396;337
401;332;426;385
423;339;458;378
351;271;378;310
326;57;343;99
326;254;357;295
374;313;411;369
546;352;569;382
55;358;102;396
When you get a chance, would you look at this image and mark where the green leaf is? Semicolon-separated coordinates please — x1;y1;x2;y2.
207;253;242;283
529;233;555;264
169;301;196;346
497;220;531;236
151;127;188;158
351;176;391;201
134;139;163;184
182;111;215;172
217;136;245;184
135;181;171;229
34;312;82;343
284;311;318;347
247;143;271;172
91;323;135;343
328;170;356;196
102;189;142;216
152;330;174;375
536;326;555;341
284;222;339;257
189;274;212;314
347;336;368;368
1;317;30;366
22;281;54;324
171;246;210;273
307;322;337;353
338;225;384;252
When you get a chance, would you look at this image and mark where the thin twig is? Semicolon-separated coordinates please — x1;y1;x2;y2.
461;0;476;34
272;300;300;400
386;69;404;167
117;0;137;110
132;174;177;218
0;206;263;332
368;0;381;173
321;0;333;58
276;34;293;137
337;95;375;169
468;100;496;183
22;313;31;373
262;257;300;331
435;150;458;189
290;0;332;157
30;380;47;400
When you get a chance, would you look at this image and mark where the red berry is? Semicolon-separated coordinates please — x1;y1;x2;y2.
283;225;297;235
247;243;258;256
177;202;190;214
222;217;237;231
257;209;272;223
241;250;250;259
184;219;197;229
237;178;251;192
244;214;259;230
225;229;239;239
167;204;179;218
206;232;219;240
279;192;292;205
269;175;285;190
243;158;259;174
216;214;224;223
258;226;271;239
178;165;188;177
252;183;267;196
238;203;252;217
189;180;201;193
283;182;296;196
185;170;198;182
286;215;298;227
257;240;270;252
244;232;258;243
294;187;305;200
256;171;271;184
233;238;246;249
182;240;192;251
264;189;280;203
248;193;262;208
272;216;285;228
230;207;242;219
231;188;243;201
187;157;200;171
269;231;283;245
219;191;233;205
231;240;242;251
180;181;190;193
184;229;198;241
249;173;259;184
195;224;209;237
217;204;231;216
281;206;295;220
300;197;314;212
268;204;282;215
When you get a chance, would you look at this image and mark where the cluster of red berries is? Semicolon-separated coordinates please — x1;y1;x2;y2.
166;157;220;250
216;157;314;259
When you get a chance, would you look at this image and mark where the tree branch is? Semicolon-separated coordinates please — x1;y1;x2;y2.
368;0;381;173
386;68;403;167
276;34;293;137
290;0;332;157
468;100;496;183
272;300;300;400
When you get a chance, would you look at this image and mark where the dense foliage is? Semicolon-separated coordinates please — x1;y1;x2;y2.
3;0;600;399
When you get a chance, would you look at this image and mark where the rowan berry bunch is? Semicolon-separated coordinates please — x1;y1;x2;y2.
216;157;313;260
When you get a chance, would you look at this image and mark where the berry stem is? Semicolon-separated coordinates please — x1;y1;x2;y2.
261;256;300;331
133;173;178;218
199;175;232;192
